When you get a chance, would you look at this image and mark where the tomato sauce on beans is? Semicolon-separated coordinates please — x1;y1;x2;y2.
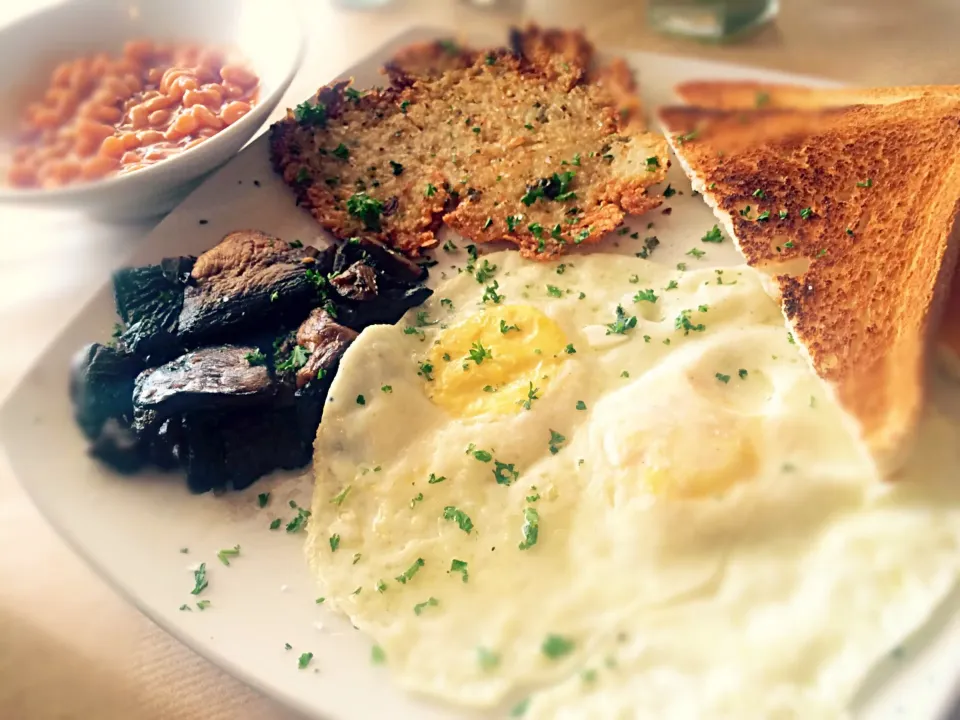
7;39;259;189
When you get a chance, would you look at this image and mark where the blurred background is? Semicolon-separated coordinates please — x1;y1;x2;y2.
0;1;955;718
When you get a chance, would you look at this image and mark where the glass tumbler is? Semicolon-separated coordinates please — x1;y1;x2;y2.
648;0;779;41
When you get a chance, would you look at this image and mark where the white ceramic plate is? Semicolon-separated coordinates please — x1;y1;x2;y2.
3;26;959;720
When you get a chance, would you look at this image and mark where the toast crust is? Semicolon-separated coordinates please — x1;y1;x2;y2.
659;99;960;475
674;81;960;110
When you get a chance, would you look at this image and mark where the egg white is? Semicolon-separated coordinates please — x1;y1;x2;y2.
306;250;960;718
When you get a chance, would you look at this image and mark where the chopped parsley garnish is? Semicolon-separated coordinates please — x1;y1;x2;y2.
286;500;310;533
332;143;349;160
629;274;640;284
548;429;566;455
676;129;699;144
216;545;240;567
635;235;660;258
371;645;386;664
482;280;504;304
477;647;499;670
356;394;365;406
443;506;474;533
428;473;446;484
783;240;795;249
294;100;327;127
330;485;351;506
472;126;481;134
665;280;679;291
469;446;493;462
315;597;325;604
846;228;854;236
511;698;531;717
575;228;591;244
528;222;543;239
645;156;660;171
546;284;562;298
755;91;770;107
701;225;723;243
518;507;540;550
757;210;771;221
475;259;497;283
298;652;313;669
400;100;410;113
779;210;789;219
344;87;363;101
418;361;434;381
425;183;437;197
329;533;340;551
605;305;637;335
686;247;705;259
715;372;731;384
522;382;540;410
541;634;574;658
388;159;404;176
269;518;282;530
440;298;453;311
752;188;766;199
500;319;520;334
194;599;211;611
738;369;748;379
191;563;208;595
256;492;269;508
856;178;873;188
242;348;266;367
564;343;576;354
494;461;519;485
663;184;676;198
346;192;384;230
450;559;469;582
381;385;393;394
506;215;521;231
396;557;425;584
409;493;424;509
485;52;497;65
676;262;687;271
414;597;439;615
179;604;191;611
800;207;813;219
467;341;492;366
294;167;311;184
376;580;387;593
675;309;706;335
576;400;586;410
787;331;796;344
817;248;828;257
521;171;576;206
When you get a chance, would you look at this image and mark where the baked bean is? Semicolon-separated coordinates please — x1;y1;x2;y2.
220;101;251;126
221;82;246;99
135;130;163;145
99;135;126;158
81;154;118;180
220;64;257;89
128;104;149;129
190;104;223;131
165;111;199;140
8;39;259;187
183;88;221;109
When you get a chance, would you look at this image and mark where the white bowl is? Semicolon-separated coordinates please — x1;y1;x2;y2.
0;0;305;220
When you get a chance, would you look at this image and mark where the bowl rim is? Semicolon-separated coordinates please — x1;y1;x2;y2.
0;0;307;203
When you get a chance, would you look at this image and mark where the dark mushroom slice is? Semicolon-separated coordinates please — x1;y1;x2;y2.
132;344;277;434
70;342;145;441
333;283;433;330
293;308;359;389
88;418;147;475
179;403;306;493
113;256;195;360
330;261;378;302
331;237;425;286
177;230;335;346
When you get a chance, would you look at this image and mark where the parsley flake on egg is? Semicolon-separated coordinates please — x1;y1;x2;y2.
443;507;474;533
518;507;540;550
606;305;637;335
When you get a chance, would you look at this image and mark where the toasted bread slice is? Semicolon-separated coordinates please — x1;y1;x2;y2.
674;80;960;110
674;82;960;370
271;51;667;260
658;99;960;475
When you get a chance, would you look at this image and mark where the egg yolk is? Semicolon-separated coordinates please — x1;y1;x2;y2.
425;305;569;417
641;419;759;499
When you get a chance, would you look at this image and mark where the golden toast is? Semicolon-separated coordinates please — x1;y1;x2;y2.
658;98;960;475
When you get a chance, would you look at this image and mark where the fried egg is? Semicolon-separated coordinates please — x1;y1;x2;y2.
306;250;960;718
